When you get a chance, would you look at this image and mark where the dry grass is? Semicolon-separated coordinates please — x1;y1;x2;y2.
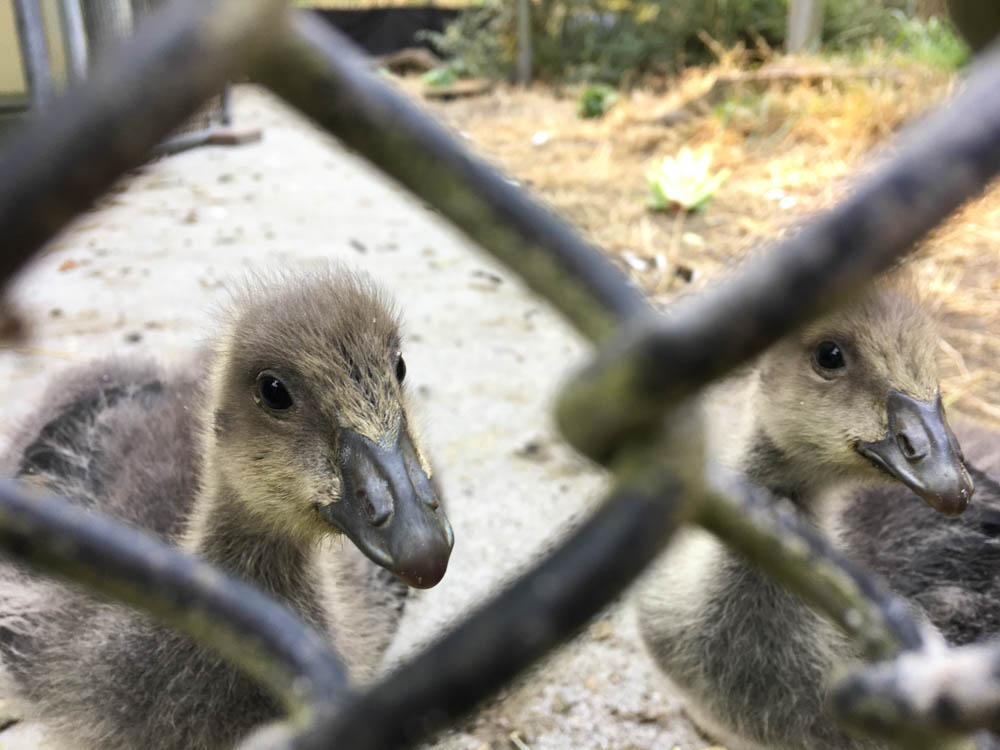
414;53;1000;430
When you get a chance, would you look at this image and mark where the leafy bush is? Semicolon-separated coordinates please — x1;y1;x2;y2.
419;59;473;87
577;84;618;118
884;11;970;68
421;1;518;81
426;0;787;84
421;66;459;87
823;0;905;48
427;1;967;85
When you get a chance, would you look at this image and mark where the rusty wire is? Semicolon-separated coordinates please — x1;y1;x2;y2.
2;2;1000;749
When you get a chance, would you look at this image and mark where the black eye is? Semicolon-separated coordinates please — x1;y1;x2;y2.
395;354;406;384
814;340;846;371
255;373;293;410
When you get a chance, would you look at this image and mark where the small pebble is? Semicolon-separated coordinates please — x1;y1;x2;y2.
590;620;615;641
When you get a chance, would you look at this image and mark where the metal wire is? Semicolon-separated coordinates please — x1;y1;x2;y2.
57;0;89;83
833;641;1000;737
0;480;348;717
0;0;284;284
287;478;687;750
12;0;54;109
2;3;1000;750
557;39;1000;462
257;11;649;345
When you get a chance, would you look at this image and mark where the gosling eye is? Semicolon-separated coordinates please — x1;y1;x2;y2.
813;340;846;374
395;354;406;384
254;372;294;411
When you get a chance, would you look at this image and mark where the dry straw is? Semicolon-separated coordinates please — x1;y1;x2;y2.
420;52;1000;429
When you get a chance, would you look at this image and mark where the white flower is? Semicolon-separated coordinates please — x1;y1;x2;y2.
647;147;730;212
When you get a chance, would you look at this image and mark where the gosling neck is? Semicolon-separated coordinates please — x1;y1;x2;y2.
742;428;815;510
184;476;326;628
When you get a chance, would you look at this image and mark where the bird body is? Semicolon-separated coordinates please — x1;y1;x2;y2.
638;275;977;750
0;270;452;750
840;430;1000;648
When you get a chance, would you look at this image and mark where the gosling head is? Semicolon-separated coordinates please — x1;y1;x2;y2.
209;270;453;588
753;276;973;516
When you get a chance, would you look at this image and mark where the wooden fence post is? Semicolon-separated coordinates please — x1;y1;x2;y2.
787;0;823;53
516;0;532;85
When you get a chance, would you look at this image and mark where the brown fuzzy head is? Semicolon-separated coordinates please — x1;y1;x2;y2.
207;269;453;587
752;275;972;514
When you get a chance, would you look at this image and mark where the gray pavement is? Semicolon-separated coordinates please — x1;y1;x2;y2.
0;87;706;750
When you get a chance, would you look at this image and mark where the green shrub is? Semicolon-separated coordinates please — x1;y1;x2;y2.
425;0;788;84
885;11;970;68
419;59;474;87
420;1;517;81
823;0;904;48
427;1;966;85
577;84;618;118
421;66;459;87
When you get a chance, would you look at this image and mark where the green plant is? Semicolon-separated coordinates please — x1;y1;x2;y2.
577;84;618;118
425;0;964;86
823;0;905;48
425;0;788;85
886;11;970;68
714;91;767;127
421;66;459;87
420;0;517;80
647;147;731;212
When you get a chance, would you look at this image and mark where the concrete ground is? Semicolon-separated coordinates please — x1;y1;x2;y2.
0;87;707;750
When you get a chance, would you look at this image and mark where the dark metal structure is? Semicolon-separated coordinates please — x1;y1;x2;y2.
11;0;54;109
8;0;237;153
1;0;1000;748
311;6;459;56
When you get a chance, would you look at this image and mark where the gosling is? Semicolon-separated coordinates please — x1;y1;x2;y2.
0;268;453;750
637;275;974;750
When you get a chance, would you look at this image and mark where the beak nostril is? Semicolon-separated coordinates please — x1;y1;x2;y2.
356;489;389;526
896;432;921;461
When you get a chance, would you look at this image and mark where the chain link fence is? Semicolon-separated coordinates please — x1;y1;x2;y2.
2;1;1000;748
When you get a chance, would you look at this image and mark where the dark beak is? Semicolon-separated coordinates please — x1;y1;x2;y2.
317;427;453;588
857;389;974;516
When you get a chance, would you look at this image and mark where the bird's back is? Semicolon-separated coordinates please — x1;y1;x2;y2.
3;359;204;540
0;358;209;726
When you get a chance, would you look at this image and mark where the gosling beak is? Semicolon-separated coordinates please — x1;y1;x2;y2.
857;389;974;517
317;427;453;588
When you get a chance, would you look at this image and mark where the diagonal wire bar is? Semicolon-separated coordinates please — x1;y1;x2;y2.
256;11;649;345
249;399;941;750
265;464;690;750
0;0;353;730
698;466;928;660
555;40;1000;463
0;0;287;286
833;641;1000;738
251;16;1000;748
13;0;54;109
0;480;348;718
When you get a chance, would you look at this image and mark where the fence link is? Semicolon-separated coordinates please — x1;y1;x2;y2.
2;1;1000;749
